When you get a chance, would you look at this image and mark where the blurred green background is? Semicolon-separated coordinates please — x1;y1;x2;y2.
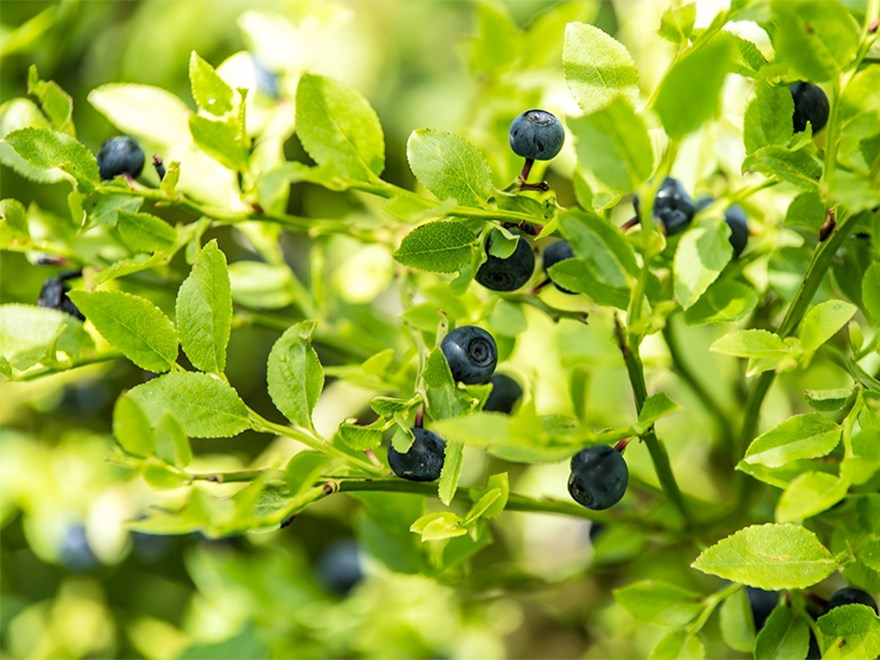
0;0;818;657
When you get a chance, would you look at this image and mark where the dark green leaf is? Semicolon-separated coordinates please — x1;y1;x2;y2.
744;82;794;154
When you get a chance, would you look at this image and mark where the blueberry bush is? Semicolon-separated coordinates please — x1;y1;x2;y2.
2;0;880;657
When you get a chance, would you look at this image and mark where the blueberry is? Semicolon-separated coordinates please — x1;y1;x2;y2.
37;271;84;321
695;197;749;258
317;540;363;595
543;240;576;294
484;373;523;414
97;136;145;180
807;632;821;660
509;109;565;161
825;587;878;614
568;445;628;510
790;82;829;134
475;234;535;292
588;522;605;544
440;325;498;385
388;427;446;482
746;587;779;632
59;525;98;572
633;177;695;236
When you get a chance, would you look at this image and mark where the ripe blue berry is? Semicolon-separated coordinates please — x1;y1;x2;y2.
97;136;145;180
825;587;878;614
317;540;363;595
37;272;84;321
633;177;695;236
543;240;575;293
484;373;523;414
440;325;498;384
568;445;628;510
746;587;779;631
790;82;829;134
696;197;749;258
475;234;535;292
509;109;565;161
388;427;446;482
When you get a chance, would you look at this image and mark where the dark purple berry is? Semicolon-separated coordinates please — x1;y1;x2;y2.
388;427;446;482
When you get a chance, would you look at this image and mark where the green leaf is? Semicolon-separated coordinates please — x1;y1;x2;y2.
422;348;466;420
116;210;177;252
818;604;880;659
862;262;880;324
841;429;880;486
406;129;493;207
473;472;508;521
754;606;810;660
154;413;192;468
770;0;860;83
127;372;251;438
338;422;384;451
549;210;636;308
654;33;734;138
437;439;464;506
176;240;232;373
744;82;794;154
89;83;192;147
614;579;704;627
295;73;384;181
659;4;696;44
650;629;705;660
112;394;154;458
228;261;298;309
785;191;825;228
744;145;822;190
563;22;639;114
637;392;681;431
799;299;857;353
188;114;248;172
776;472;849;523
410;511;467;542
684;279;758;326
691;523;838;589
285;451;331;498
569;97;653;192
67;290;179;373
393;221;478;273
673;216;733;310
719;588;757;653
711;329;791;361
4;128;99;188
266;321;324;430
189;51;234;116
27;65;74;136
804;386;856;412
743;413;841;468
0;304;94;370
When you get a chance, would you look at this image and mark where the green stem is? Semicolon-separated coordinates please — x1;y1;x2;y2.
662;317;736;457
248;410;382;475
615;319;693;528
12;350;124;381
507;294;589;324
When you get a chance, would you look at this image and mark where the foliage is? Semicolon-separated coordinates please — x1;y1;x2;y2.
1;0;880;658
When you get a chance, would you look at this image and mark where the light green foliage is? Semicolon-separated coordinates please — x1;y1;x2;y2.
654;34;734;138
128;371;251;438
719;589;757;653
189;51;235;116
744;82;794;154
692;524;838;589
673;215;732;310
5;127;99;188
406;129;494;207
742;414;841;468
614;580;703;627
176;240;232;373
0;304;93;371
818;605;880;659
68;290;179;373
393;221;478;273
563;22;639;114
754;606;810;660
266;321;324;431
295;73;385;181
683;280;758;326
659;4;696;44
116;210;177;252
650;629;705;660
